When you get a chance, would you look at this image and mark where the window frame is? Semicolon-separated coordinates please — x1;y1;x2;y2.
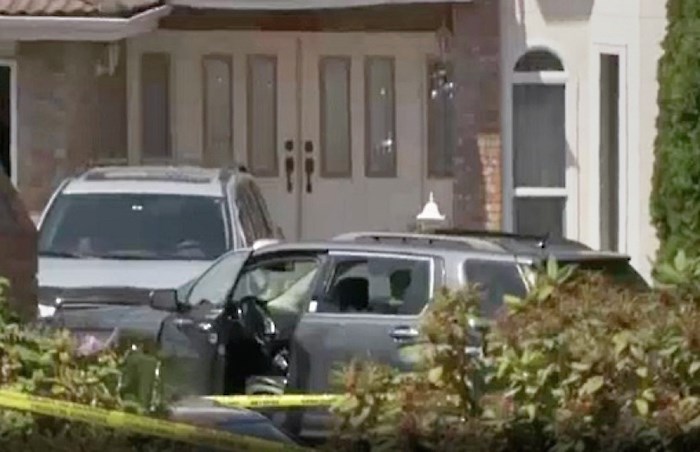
309;250;437;317
505;47;577;239
227;251;327;311
591;44;629;253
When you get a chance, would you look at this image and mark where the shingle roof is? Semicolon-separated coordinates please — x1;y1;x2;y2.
0;0;162;17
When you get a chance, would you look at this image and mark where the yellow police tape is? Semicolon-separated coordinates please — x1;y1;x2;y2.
206;394;342;409
0;389;307;451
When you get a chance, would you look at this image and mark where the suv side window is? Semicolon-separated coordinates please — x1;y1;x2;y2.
248;182;275;238
235;180;271;242
315;254;432;315
234;182;258;245
464;259;527;318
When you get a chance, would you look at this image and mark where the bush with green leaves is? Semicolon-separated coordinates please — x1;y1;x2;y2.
331;257;700;451
0;277;198;451
651;0;700;265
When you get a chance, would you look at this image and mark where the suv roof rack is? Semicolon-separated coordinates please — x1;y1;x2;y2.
431;228;550;249
334;230;593;255
332;231;507;252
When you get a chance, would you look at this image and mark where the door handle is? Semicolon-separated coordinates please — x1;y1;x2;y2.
173;318;193;328
389;326;419;342
304;156;315;193
284;156;294;193
173;317;212;333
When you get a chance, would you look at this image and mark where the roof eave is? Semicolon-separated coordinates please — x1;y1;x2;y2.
0;5;172;41
169;0;473;11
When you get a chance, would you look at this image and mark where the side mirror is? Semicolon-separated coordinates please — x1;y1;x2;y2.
150;289;179;312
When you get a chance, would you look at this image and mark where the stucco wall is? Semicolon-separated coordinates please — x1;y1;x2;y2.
501;0;666;280
637;0;666;279
0;41;15;58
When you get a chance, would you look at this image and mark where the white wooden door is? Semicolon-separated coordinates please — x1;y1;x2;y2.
131;31;302;240
298;33;439;240
129;31;448;241
228;34;301;240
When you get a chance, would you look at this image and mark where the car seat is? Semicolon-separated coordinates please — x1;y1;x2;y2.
334;277;369;312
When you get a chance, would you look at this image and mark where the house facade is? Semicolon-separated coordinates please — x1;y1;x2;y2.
0;0;667;279
501;0;666;279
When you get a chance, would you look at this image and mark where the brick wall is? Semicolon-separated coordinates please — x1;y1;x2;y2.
451;0;502;230
16;41;127;214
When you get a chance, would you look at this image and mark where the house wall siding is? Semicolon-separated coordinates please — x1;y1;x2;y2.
15;41;127;213
451;0;502;230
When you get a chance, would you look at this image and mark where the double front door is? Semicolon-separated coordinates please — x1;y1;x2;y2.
130;31;446;240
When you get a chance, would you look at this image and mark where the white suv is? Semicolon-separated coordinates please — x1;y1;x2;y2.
36;165;280;318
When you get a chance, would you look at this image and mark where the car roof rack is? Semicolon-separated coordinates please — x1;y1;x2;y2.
431;228;549;247
334;229;592;254
332;231;509;253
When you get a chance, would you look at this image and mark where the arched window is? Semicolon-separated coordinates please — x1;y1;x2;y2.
510;48;567;239
514;49;564;72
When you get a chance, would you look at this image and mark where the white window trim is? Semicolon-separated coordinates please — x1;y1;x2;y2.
589;44;629;253
512;71;568;85
513;187;568;198
0;59;17;186
504;49;578;240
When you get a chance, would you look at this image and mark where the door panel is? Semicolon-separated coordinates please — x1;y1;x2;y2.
159;304;229;397
287;252;436;436
299;33;439;240
235;37;300;240
130;31;301;240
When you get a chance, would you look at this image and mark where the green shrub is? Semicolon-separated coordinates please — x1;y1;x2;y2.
0;277;196;451
651;0;700;264
331;259;700;451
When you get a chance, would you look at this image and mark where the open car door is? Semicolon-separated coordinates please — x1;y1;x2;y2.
157;249;252;397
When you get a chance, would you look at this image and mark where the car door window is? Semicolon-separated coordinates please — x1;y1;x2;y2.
182;249;251;307
315;255;432;315
232;257;320;316
464;259;527;318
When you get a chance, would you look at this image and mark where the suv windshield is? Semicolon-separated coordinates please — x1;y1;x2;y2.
39;193;228;261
